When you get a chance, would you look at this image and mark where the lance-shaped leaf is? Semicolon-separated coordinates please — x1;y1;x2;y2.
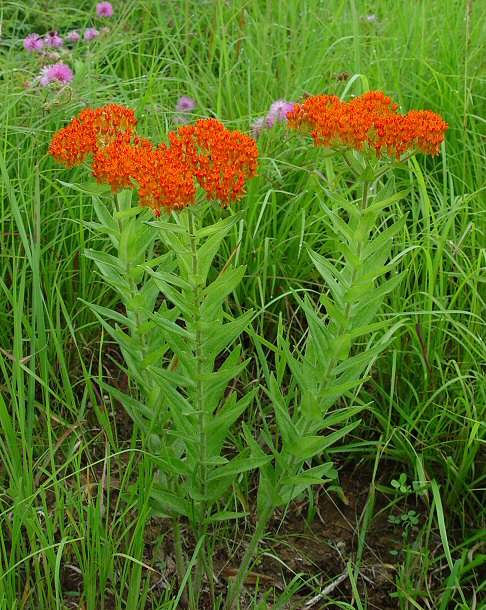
197;214;239;282
201;265;246;321
308;248;345;304
290;421;360;460
201;310;254;361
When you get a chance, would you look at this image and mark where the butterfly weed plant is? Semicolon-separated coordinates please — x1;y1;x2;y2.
49;92;448;608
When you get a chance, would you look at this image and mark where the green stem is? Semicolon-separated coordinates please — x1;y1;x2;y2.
172;513;191;608
224;505;274;610
114;194;150;363
187;209;212;604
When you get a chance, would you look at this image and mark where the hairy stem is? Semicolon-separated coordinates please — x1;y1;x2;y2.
187;209;213;605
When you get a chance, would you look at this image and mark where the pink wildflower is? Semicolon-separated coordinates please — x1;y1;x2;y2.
265;99;295;128
23;33;44;52
39;63;74;87
175;96;196;112
96;2;114;17
66;31;81;44
84;28;100;41
44;31;64;48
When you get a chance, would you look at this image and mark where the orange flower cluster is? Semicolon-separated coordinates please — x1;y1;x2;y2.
49;105;258;216
168;118;259;206
48;104;137;168
286;91;448;159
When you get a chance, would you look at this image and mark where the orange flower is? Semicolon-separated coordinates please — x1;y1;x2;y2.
130;143;197;217
168;118;259;206
49;108;258;216
287;91;448;159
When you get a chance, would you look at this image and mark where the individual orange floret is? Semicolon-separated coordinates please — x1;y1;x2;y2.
168;118;259;206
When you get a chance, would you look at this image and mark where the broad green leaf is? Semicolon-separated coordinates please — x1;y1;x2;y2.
150;275;197;317
319;378;369;402
317;198;355;244
340;242;362;269
365;188;411;214
363;215;407;259
204;389;257;456
98;381;155;433
203;511;249;524
280;463;337;487
119;216;138;266
208;455;271;482
353;212;378;242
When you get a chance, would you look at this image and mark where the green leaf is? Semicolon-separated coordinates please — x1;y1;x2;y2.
343;280;375;303
119;216;138;266
290;422;360;459
204;389;257;456
202;310;253;360
317;198;355;243
197;214;239;282
201;266;246;321
365;188;411;214
319;378;369;402
208;455;271;482
280;463;337;487
97;381;155;434
363;215;407;259
57;180;112;196
353;212;378;242
331;333;351;361
203;511;249;524
301;390;321;421
150;486;190;518
308;248;345;304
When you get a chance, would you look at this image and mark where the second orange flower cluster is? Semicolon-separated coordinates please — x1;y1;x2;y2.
48;104;259;216
286;91;448;159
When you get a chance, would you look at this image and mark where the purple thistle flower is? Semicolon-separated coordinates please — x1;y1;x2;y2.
23;33;44;52
44;31;64;49
84;28;100;41
265;99;295;128
39;63;74;87
175;96;196;112
66;31;81;44
96;2;114;17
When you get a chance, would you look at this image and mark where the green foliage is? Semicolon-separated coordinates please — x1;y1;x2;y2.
0;0;484;608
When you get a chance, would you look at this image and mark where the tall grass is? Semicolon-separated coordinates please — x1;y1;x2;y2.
0;0;484;607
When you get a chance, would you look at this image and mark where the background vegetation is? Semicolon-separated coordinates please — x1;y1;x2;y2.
0;0;484;608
